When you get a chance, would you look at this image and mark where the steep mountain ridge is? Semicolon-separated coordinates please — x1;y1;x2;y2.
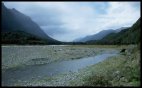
2;3;61;44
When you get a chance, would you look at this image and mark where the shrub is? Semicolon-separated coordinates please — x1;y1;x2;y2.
83;74;111;86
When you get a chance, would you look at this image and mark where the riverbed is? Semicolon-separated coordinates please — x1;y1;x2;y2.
2;45;121;86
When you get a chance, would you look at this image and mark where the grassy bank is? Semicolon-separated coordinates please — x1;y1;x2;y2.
71;45;140;87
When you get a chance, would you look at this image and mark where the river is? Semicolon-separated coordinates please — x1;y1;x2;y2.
2;50;118;86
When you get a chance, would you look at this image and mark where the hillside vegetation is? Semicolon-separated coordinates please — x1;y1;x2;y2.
87;18;140;45
2;31;49;44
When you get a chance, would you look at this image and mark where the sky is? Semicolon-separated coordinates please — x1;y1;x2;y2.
3;1;140;42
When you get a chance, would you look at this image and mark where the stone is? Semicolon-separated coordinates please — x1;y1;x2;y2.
59;49;63;51
120;49;126;53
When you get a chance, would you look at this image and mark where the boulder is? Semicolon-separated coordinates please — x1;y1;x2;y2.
120;49;126;53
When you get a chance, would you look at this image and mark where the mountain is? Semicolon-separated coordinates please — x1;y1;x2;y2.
86;18;140;45
115;27;129;33
2;3;60;44
74;27;128;42
74;29;115;42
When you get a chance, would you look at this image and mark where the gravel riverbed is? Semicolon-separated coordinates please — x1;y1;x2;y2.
2;45;110;70
2;45;121;86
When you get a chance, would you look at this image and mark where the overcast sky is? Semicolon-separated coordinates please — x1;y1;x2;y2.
3;2;140;42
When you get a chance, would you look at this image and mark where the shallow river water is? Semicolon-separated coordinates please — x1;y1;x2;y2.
2;50;118;86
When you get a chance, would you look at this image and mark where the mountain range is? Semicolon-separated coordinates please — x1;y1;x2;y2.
2;3;140;45
74;27;128;42
86;18;140;45
2;3;61;44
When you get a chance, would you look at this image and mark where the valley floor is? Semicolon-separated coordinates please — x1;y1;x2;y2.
2;45;140;87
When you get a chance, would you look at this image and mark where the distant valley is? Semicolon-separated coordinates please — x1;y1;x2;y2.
2;3;140;45
2;2;140;87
